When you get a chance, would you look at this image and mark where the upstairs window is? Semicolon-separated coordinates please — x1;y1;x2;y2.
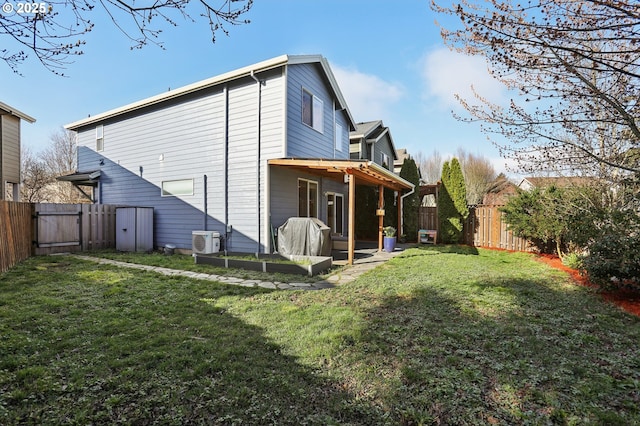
302;89;324;133
381;152;390;169
335;123;344;152
96;125;104;152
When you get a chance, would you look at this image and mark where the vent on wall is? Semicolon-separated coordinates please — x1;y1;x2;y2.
192;231;220;254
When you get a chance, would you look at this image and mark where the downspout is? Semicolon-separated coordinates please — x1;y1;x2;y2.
224;84;229;253
203;174;208;230
251;70;262;255
400;185;416;237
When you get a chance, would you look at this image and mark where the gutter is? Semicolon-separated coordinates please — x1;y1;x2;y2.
400;185;416;237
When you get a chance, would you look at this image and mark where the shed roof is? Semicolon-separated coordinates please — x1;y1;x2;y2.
268;158;414;191
65;54;356;131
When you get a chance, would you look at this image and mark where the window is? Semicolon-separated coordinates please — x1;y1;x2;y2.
302;89;323;133
381;152;390;169
96;125;104;152
327;193;344;235
162;179;194;196
335;123;344;152
298;179;318;218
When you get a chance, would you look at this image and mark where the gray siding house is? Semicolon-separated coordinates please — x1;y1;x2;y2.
65;55;412;260
350;120;398;170
0;101;35;201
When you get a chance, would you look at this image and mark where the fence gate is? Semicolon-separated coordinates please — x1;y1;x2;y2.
33;203;117;255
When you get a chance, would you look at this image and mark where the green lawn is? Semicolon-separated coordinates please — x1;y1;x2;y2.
1;246;639;425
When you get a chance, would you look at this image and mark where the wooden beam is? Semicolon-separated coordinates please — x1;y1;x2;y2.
397;190;402;237
378;184;384;252
348;173;356;265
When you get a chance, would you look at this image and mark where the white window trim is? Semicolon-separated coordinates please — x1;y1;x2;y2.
298;178;319;218
302;88;324;134
335;122;344;152
161;178;194;197
327;192;344;235
381;152;390;169
96;125;104;152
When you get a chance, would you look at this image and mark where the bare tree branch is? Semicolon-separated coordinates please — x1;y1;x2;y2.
431;0;640;178
1;0;252;74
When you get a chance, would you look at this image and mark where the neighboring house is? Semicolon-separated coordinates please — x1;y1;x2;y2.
349;120;398;170
518;176;594;191
63;55;413;262
0;101;36;201
394;148;410;175
482;180;518;205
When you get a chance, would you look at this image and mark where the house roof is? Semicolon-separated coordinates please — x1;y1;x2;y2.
65;54;356;131
349;120;399;160
268;158;414;191
350;120;383;139
519;176;595;189
0;101;36;123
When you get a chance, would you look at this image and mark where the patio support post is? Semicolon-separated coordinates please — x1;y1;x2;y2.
378;184;384;252
348;172;355;265
396;191;402;237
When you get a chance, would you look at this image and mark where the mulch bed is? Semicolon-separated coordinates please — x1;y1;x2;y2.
535;254;640;318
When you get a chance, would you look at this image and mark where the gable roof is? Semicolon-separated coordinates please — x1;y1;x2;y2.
519;176;595;189
351;120;383;139
0;101;36;123
65;54;356;131
349;120;398;160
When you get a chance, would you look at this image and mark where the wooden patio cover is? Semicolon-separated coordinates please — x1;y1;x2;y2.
268;158;414;265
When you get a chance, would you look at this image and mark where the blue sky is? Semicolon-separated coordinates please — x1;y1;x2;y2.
3;0;514;175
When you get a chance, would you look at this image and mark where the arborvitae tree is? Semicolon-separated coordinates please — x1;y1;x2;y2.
438;158;468;244
383;188;397;230
355;186;378;240
400;157;421;241
449;158;469;221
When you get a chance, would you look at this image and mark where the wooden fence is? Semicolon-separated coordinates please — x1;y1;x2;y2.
464;205;533;251
0;201;32;273
419;206;438;231
420;204;532;251
33;203;117;255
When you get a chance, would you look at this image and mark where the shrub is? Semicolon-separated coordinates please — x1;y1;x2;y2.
400;157;421;242
562;252;583;270
583;210;640;290
438;158;468;243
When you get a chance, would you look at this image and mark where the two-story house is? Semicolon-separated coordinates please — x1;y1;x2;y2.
1;101;36;201
64;55;413;263
349;120;398;169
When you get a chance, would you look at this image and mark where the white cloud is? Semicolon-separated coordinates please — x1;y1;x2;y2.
331;63;405;122
421;48;506;109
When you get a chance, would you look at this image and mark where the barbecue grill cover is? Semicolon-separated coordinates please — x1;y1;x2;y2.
277;218;331;257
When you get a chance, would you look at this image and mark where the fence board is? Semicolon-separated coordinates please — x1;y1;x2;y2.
34;203;118;255
418;206;438;231
0;201;32;273
464;205;533;251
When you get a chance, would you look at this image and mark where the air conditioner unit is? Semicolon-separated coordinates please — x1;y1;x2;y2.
192;231;220;254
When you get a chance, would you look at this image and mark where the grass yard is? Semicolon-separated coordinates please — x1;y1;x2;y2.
1;246;639;425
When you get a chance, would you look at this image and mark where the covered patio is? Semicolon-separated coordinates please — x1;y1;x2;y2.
268;158;415;265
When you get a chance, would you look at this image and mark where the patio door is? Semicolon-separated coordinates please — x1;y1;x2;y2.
327;193;344;235
298;179;318;218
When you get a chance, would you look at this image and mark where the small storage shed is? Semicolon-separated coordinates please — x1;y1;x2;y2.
116;207;154;252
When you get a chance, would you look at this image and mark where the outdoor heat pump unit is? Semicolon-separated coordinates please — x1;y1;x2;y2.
192;231;220;254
